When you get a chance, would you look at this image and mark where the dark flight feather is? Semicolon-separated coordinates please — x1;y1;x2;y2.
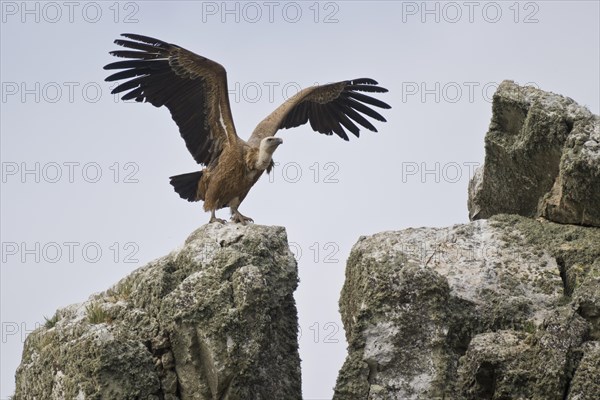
346;84;389;93
264;78;390;140
345;91;392;110
343;97;387;122
104;33;235;166
106;34;390;162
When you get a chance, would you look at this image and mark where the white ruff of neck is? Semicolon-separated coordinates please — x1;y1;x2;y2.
256;140;276;170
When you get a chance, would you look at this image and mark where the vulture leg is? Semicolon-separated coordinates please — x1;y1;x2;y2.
230;206;254;225
209;210;226;224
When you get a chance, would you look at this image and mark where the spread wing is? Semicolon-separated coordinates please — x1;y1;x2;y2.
248;78;390;146
104;33;237;166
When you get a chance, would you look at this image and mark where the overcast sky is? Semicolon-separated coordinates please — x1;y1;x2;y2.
1;1;599;398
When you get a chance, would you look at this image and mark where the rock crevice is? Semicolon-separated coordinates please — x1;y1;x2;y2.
468;80;599;227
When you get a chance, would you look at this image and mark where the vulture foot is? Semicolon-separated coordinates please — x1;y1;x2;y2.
231;212;254;225
209;210;227;224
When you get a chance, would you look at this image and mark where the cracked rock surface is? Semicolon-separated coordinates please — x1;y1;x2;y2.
333;215;599;399
14;223;301;400
468;80;599;227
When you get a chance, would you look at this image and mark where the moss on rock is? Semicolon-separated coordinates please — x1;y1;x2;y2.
334;216;599;399
14;223;301;400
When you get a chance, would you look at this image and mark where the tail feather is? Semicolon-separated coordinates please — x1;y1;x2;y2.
169;171;202;202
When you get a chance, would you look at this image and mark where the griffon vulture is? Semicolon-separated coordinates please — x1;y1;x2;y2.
104;34;391;224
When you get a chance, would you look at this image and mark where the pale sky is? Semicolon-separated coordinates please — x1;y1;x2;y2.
1;1;599;398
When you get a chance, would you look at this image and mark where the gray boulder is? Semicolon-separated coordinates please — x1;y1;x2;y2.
14;223;301;400
334;215;600;399
468;80;599;227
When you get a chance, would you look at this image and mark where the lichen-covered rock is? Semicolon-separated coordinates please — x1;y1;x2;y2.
568;341;600;399
14;223;301;400
334;215;600;399
468;80;600;227
457;310;588;399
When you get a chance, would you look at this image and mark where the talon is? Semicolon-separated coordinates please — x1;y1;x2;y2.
209;210;226;224
209;217;226;224
231;213;253;225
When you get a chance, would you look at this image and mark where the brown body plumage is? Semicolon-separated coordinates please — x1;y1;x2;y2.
199;144;265;211
104;34;390;224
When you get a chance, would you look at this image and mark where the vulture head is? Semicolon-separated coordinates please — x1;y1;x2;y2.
256;137;283;170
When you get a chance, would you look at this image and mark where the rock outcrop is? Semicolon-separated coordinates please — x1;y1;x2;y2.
334;215;599;399
335;82;599;399
14;224;301;400
13;81;598;400
468;80;599;227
